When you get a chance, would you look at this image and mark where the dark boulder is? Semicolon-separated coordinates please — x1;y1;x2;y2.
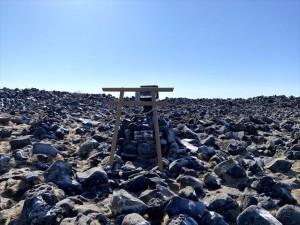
166;214;198;225
203;173;221;189
77;166;108;188
44;160;82;194
237;205;282;225
267;159;292;173
121;213;150;225
251;176;275;194
176;175;204;195
110;189;149;216
10;136;32;150
165;196;206;223
205;193;239;222
276;204;300;225
16;183;65;225
33;143;58;157
120;174;148;193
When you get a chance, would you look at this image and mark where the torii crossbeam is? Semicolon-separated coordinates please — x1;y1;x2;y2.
102;87;174;171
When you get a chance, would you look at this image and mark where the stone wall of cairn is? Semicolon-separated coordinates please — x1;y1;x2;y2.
116;114;179;167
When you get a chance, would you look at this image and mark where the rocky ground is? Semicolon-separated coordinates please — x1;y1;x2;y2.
0;87;300;225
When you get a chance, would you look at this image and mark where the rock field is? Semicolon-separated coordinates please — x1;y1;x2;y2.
0;87;300;225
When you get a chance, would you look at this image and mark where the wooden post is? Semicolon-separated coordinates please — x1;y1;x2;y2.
109;90;124;167
152;92;163;171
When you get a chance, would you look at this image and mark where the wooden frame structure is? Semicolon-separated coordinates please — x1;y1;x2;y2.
102;87;174;171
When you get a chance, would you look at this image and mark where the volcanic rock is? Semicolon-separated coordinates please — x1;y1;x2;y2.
204;193;239;222
202;210;229;225
0;128;12;138
110;189;148;216
76;166;108;188
1;88;300;225
44;160;82;194
179;186;198;201
165;196;206;223
176;175;204;194
266;159;292;173
79;139;99;158
16;183;65;225
237;205;282;225
203;172;221;189
0;154;11;174
33;143;58;157
121;213;150;225
214;158;246;179
9;136;32;150
275;204;300;225
166;214;198;225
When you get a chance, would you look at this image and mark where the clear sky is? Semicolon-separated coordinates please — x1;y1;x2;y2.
0;0;299;99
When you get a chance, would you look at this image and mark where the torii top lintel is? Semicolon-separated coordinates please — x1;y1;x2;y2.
102;87;174;92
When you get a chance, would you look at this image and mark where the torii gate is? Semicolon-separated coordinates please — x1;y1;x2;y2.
102;87;174;171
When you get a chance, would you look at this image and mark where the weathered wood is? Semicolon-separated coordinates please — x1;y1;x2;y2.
102;87;174;92
109;90;124;167
107;101;167;107
152;93;163;171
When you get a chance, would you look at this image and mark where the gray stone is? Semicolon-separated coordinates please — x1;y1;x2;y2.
15;150;29;161
120;174;148;193
139;185;175;203
251;176;275;194
258;196;277;210
147;198;165;219
202;211;229;225
176;175;204;194
198;145;216;155
77;166;108;188
17;183;65;225
79;139;99;158
214;158;246;178
169;158;189;176
44;160;82;194
75;213;108;225
10;136;32;150
111;189;148;216
237;205;282;225
188;156;205;172
54;198;76;218
276;204;300;225
166;214;198;225
0;154;10;174
124;129;133;140
121;213;150;225
137;142;156;155
0;128;12;138
165;196;206;223
179;186;198;201
267;159;292;173
0;115;11;124
205;193;239;222
270;182;296;204
60;217;76;225
240;188;258;211
123;144;137;154
33;143;58;157
203;173;221;189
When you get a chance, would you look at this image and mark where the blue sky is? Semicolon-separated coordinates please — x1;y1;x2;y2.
0;0;299;99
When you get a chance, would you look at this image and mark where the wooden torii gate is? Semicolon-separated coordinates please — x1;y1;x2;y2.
102;87;174;171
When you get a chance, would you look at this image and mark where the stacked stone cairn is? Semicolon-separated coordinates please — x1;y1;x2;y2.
116;112;179;168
